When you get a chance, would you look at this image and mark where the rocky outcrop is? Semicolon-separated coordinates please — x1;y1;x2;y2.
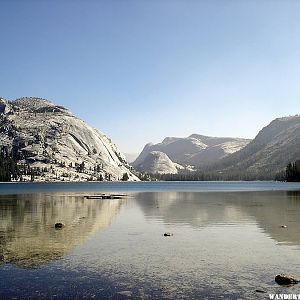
134;151;183;174
0;97;138;181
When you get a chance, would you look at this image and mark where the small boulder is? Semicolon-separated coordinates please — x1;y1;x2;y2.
0;254;4;262
55;222;65;229
275;274;300;285
280;225;287;228
163;233;173;237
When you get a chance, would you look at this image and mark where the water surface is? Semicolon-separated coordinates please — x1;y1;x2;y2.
0;182;300;299
1;180;300;195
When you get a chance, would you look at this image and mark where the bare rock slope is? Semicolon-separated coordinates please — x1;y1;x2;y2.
0;97;138;181
209;115;300;177
135;151;183;174
133;134;250;172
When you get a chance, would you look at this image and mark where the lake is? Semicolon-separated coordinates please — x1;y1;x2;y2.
0;181;300;299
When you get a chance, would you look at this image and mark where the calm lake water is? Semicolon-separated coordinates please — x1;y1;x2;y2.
0;182;300;299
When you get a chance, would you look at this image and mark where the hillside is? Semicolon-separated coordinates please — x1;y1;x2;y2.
134;151;183;174
206;115;300;178
0;97;138;181
133;134;250;172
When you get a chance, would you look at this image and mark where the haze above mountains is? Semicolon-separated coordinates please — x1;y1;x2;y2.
0;96;299;181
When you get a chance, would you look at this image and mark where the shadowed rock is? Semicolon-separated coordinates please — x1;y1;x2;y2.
54;222;65;229
163;233;173;237
275;274;300;285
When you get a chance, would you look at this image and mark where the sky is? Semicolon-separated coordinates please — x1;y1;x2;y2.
1;0;300;155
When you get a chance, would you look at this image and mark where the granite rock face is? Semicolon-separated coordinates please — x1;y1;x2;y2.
133;134;250;173
134;151;184;174
0;97;138;181
209;115;300;178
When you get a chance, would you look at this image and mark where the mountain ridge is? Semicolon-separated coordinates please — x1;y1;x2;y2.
133;115;300;179
133;134;251;172
0;96;139;181
205;115;300;178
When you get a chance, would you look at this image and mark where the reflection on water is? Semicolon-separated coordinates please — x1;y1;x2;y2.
136;191;300;246
135;192;253;227
0;188;300;299
0;193;123;267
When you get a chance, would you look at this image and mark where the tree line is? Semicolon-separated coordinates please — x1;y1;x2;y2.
145;169;267;181
1;144;299;182
0;153;38;182
141;160;300;182
0;155;19;181
0;147;130;182
285;160;300;182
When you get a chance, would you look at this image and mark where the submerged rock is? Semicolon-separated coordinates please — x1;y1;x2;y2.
275;274;300;285
55;222;65;229
255;289;267;293
0;254;4;262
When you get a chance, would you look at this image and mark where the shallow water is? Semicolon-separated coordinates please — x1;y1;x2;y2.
0;182;300;299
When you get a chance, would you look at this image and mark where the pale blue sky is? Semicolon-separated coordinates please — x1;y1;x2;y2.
1;0;300;154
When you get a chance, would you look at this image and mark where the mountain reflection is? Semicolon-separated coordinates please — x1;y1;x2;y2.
135;191;300;246
0;193;123;268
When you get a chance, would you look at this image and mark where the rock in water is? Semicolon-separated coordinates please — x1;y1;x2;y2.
0;97;139;182
163;233;173;237
55;222;65;229
275;274;300;285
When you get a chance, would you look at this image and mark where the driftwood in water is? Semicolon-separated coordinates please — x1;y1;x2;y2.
85;194;127;200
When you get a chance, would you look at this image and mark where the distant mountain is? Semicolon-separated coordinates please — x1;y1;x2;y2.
124;153;139;163
135;151;184;174
0;97;138;181
133;134;250;172
207;115;300;178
